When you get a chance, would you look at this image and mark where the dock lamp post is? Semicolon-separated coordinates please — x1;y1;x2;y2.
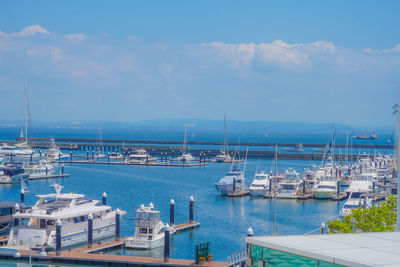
393;90;400;232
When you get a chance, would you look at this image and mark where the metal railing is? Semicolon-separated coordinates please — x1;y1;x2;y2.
226;249;247;267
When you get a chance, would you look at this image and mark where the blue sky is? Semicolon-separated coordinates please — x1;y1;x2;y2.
0;1;399;126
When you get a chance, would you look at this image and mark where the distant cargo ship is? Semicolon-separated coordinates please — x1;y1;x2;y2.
356;132;378;140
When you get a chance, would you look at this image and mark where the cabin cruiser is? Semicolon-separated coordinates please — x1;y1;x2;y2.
109;152;123;159
214;150;232;163
46;139;68;161
126;148;157;164
125;203;165;249
277;169;303;198
177;152;195;163
0;143;38;159
312;177;338;200
23;160;55;179
345;175;374;196
249;171;270;197
7;183;125;250
302;168;318;188
0;163;29;184
215;165;247;196
340;192;372;217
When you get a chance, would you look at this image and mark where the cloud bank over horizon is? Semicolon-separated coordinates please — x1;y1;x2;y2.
0;25;399;126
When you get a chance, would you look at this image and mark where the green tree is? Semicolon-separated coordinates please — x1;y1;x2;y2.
327;196;397;233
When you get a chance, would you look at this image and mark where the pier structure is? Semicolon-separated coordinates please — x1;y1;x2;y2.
4;137;390;160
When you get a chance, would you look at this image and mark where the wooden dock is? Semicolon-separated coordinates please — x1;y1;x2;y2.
28;173;70;180
57;160;208;167
173;222;201;234
0;234;226;267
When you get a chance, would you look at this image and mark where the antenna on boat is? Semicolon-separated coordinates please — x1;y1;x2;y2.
21;178;29;194
50;181;63;196
243;147;248;176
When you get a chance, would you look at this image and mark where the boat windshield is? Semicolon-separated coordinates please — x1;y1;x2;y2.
282;184;295;190
255;175;266;180
135;212;160;220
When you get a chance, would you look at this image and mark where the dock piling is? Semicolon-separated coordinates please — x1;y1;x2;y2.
14;204;19;226
102;192;107;205
164;224;170;263
88;213;93;248
115;209;121;241
56;219;62;256
336;180;340;197
61;164;64;174
20;189;24;204
170;199;175;226
189;196;194;223
320;222;325;234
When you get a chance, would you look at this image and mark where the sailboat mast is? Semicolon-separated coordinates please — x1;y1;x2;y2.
224;115;228;155
24;80;28;143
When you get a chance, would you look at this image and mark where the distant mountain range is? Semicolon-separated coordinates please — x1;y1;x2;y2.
0;119;394;134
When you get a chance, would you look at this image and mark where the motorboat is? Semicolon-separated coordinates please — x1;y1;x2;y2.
46;139;68;161
126;148;158;164
7;183;125;250
124;203;165;249
340;192;372;217
215;165;247;196
0;163;29;184
23;160;55;179
109;152;123;160
302;168;318;188
356;132;378;140
345;175;374;196
249;171;270;197
312;177;338;200
0;143;37;159
177;152;195;163
277;168;303;198
214;150;232;163
284;143;303;152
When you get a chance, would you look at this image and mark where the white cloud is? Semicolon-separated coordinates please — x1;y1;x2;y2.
0;25;50;37
363;44;400;54
200;40;336;69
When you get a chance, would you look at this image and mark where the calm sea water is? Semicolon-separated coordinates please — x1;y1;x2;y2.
0;127;391;265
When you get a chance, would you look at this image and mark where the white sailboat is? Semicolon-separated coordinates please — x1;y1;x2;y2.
176;129;195;162
214;115;232;163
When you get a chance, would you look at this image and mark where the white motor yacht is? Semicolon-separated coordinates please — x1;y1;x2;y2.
7;183;125;250
277;168;303;198
249;171;270;197
125;148;158;164
109;152;123;160
177;152;195;163
46;139;68;161
125;203;165;249
0;143;38;160
214;150;232;163
312;177;338;200
24;160;55;179
215;165;247;196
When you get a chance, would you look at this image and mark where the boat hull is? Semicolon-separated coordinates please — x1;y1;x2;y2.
313;190;336;200
249;188;268;197
124;236;164;249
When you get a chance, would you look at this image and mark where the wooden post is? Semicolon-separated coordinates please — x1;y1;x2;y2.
189;196;194;223
170;199;175;226
115;209;120;241
102;192;107;205
88;213;93;248
56;219;62;256
164;224;170;263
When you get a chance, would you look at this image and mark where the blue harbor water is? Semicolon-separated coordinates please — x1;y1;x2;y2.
0;127;391;265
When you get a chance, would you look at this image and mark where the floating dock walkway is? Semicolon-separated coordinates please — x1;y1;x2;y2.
57;160;208;167
28;173;70;180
